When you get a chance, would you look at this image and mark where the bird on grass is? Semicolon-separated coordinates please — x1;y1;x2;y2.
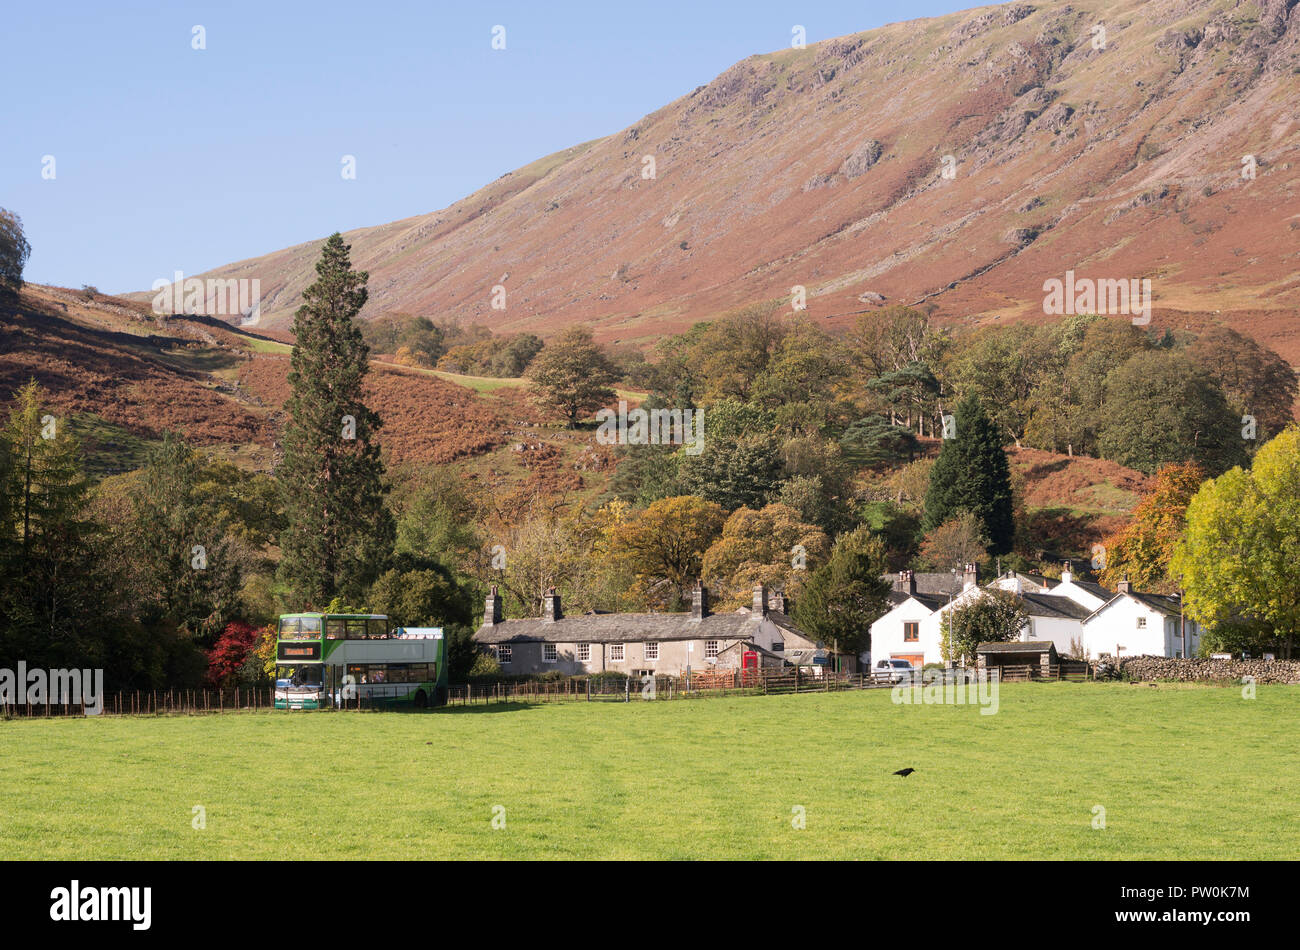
893;768;916;777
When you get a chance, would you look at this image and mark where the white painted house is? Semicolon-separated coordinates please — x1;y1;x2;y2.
867;563;1198;667
1081;579;1201;659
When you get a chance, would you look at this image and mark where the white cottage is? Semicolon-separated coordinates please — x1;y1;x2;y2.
1081;576;1201;659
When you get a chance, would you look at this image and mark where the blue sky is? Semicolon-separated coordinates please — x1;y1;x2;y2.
3;0;971;292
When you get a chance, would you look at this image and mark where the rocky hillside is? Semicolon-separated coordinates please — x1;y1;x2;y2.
149;0;1300;359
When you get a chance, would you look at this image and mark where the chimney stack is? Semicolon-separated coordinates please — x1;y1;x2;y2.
689;579;709;621
751;583;768;618
900;569;916;596
1061;561;1073;583
1117;573;1131;594
543;586;562;622
963;562;979;590
484;585;502;627
770;589;786;613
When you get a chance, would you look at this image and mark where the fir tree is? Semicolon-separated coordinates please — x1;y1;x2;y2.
923;392;1015;555
790;525;891;657
0;381;111;666
277;233;393;606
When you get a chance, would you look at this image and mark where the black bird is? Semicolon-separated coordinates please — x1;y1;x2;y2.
893;768;916;777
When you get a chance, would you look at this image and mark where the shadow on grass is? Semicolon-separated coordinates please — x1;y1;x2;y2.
432;702;541;715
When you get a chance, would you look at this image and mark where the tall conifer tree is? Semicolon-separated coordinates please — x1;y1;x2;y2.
277;234;393;605
923;392;1015;555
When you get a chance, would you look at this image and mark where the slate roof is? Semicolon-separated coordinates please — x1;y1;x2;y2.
1066;579;1115;601
884;572;965;597
977;641;1057;654
474;607;810;644
1084;590;1185;622
886;590;950;610
1020;592;1092;620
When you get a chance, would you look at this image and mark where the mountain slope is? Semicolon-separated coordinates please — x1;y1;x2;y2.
154;0;1300;358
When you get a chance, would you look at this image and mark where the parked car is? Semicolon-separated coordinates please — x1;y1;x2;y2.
874;658;916;684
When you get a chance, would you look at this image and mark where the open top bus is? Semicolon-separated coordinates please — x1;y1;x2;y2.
274;613;449;709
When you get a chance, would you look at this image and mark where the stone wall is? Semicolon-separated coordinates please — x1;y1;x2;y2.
1111;654;1300;684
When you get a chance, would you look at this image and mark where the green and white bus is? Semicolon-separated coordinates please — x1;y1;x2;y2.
275;613;449;709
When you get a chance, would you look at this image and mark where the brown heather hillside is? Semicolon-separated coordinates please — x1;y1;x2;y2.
147;0;1300;360
0;286;543;475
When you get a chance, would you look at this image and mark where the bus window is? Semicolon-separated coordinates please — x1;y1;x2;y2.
325;619;346;639
279;617;321;640
275;666;322;687
346;620;367;639
368;619;388;639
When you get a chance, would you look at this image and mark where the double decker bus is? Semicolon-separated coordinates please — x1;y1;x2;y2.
275;613;448;709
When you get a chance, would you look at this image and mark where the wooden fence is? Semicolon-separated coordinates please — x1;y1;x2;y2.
1;687;275;718
3;661;1093;717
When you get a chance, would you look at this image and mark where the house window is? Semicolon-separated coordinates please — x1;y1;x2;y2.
577;643;590;662
644;642;659;660
543;644;557;663
1136;617;1147;629
498;645;512;665
771;641;784;652
705;640;719;659
609;644;625;662
904;622;919;642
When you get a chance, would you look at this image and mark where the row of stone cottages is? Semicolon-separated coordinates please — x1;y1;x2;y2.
471;563;1200;676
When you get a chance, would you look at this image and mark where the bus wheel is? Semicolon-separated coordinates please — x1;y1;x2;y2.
413;690;428;709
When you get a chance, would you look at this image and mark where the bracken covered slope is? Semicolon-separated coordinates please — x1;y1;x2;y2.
151;0;1300;357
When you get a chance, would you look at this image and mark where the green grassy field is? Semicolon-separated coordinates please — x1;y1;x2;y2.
2;683;1296;859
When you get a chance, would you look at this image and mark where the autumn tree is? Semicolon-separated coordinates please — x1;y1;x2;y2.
919;511;990;573
610;495;726;608
751;318;850;433
1097;462;1205;593
700;503;828;607
1171;428;1300;658
527;326;618;425
693;302;788;403
205;621;262;687
277;233;393;606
